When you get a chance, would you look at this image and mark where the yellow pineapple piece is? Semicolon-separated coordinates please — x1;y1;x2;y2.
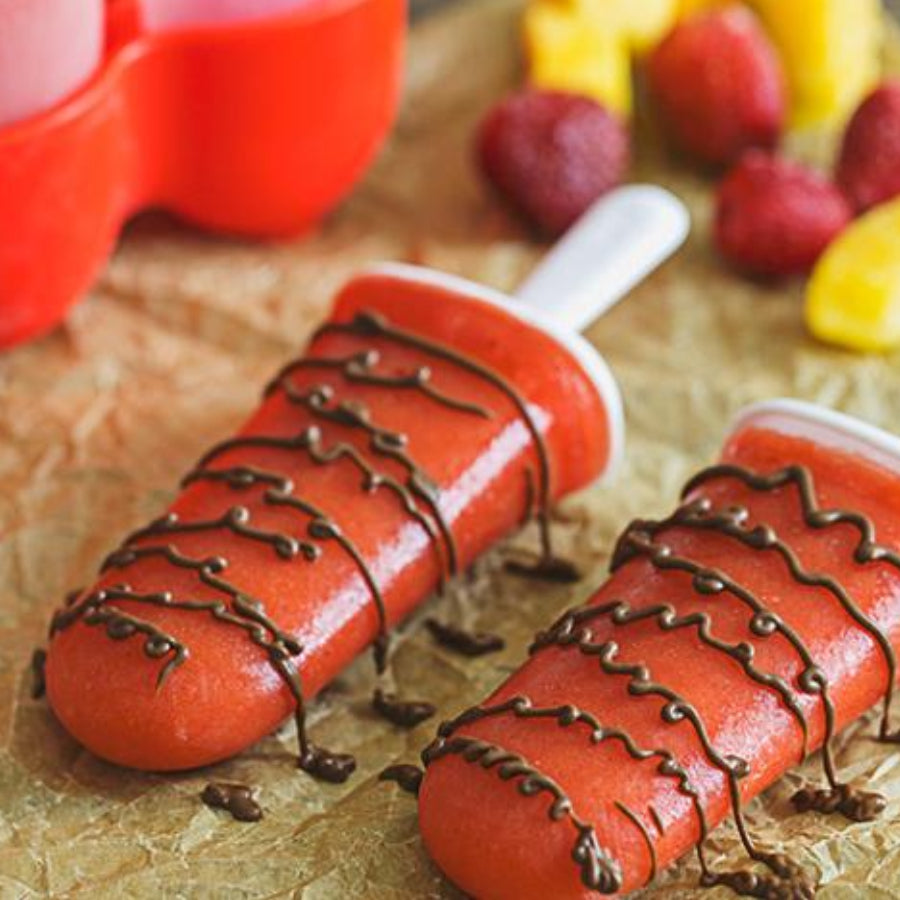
575;0;680;52
806;197;900;353
523;0;633;117
749;0;883;128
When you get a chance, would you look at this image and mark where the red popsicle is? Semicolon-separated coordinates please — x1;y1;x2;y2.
418;399;900;898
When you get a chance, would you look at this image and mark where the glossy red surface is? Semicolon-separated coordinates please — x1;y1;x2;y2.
419;423;900;898
45;272;611;771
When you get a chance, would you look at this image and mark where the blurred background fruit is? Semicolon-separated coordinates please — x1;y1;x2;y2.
748;0;883;128
837;81;900;213
647;6;786;167
478;89;630;236
806;196;900;352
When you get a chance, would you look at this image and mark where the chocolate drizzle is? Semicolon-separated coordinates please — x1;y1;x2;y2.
30;648;47;699
421;462;900;895
201;782;263;822
317;312;557;563
266;351;494;420
48;309;559;785
615;801;657;881
372;689;436;728
423;733;622;894
425;618;505;657
380;763;425;795
683;463;900;742
629;497;898;741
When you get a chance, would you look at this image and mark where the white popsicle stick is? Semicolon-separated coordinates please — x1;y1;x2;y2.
515;185;691;333
141;0;318;30
0;0;104;128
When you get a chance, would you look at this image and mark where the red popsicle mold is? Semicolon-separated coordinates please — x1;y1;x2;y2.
0;0;406;349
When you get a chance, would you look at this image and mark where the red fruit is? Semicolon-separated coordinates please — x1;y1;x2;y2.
647;6;786;168
477;89;630;237
837;81;900;213
715;151;853;278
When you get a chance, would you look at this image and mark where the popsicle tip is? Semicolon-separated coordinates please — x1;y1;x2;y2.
730;398;900;476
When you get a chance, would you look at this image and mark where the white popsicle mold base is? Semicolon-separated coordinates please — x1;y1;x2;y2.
731;399;900;477
358;262;626;484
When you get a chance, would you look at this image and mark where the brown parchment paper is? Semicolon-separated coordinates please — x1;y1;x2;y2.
4;2;900;897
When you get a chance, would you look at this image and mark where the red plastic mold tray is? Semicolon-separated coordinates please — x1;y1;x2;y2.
0;0;406;349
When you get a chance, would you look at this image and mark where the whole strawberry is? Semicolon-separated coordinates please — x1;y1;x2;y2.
478;89;630;237
837;82;900;213
715;151;852;278
647;6;786;168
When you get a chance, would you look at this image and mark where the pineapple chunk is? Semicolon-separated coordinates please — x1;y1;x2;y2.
806;197;900;353
749;0;883;128
523;0;633;116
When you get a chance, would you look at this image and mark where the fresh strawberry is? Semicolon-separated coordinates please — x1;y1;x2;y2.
715;151;852;278
477;89;630;237
647;6;786;168
836;81;900;213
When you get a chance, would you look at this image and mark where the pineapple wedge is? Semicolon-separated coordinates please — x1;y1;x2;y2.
749;0;883;128
523;0;633;116
806;197;900;353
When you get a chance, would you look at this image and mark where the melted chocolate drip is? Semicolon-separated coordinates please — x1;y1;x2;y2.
613;528;824;766
201;782;263;822
48;310;559;787
318;312;558;566
701;856;817;900
791;783;886;823
615;802;657;882
529;608;822;889
30;648;47;699
615;487;892;811
299;745;357;784
425;618;505;657
380;764;424;796
372;689;436;728
505;553;582;584
430;695;711;890
194;426;449;595
423;733;622;895
683;463;900;742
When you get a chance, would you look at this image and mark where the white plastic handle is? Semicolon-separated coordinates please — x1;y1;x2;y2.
514;185;691;333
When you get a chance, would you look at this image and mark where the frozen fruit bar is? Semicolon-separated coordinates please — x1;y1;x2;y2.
45;264;622;775
419;399;900;898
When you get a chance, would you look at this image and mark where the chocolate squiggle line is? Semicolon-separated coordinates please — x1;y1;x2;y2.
615;802;657;882
528;610;821;889
181;464;391;671
630;495;898;742
684;463;900;741
431;694;710;885
529;615;763;863
52;592;186;687
586;599;809;757
422;734;621;894
194;426;449;586
265;350;493;420
276;381;453;563
612;531;822;768
317;311;556;560
126;507;320;563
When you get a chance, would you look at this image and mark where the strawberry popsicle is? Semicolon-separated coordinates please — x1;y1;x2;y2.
45;187;689;777
418;399;900;898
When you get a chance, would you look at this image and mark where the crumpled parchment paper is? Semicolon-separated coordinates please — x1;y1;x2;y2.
3;1;900;897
